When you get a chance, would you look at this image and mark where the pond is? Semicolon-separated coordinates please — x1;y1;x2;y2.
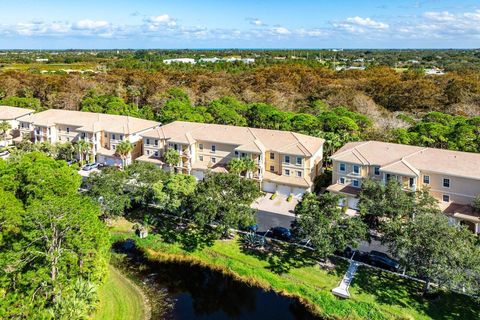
114;240;321;320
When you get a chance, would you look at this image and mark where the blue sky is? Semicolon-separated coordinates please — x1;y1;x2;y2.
0;0;479;49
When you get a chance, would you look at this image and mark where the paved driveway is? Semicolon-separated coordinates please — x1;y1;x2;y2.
251;193;297;216
255;210;295;233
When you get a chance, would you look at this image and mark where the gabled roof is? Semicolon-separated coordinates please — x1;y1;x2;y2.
0;106;34;120
331;141;480;180
21;109;159;134
140;121;324;157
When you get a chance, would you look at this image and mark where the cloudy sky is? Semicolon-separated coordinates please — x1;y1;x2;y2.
0;0;479;49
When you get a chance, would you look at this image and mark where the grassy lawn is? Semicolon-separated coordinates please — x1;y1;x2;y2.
109;217;479;320
93;265;147;320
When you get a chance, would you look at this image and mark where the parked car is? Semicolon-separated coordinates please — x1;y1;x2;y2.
341;247;369;263
368;250;400;271
66;159;77;166
241;224;259;233
82;163;100;171
270;227;292;241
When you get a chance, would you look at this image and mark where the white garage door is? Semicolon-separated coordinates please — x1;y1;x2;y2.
348;197;359;210
262;181;276;193
292;187;306;199
277;184;292;197
192;170;205;181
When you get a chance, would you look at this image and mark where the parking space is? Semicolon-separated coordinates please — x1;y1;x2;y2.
251;193;297;217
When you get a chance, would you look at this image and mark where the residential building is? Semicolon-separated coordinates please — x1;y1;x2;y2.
328;141;480;233
163;58;196;65
18;109;159;165
0;105;35;146
138;121;324;198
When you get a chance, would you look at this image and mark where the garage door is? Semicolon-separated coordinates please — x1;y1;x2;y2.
292;187;306;199
348;197;359;210
192;170;205;181
262;181;276;193
276;184;292;197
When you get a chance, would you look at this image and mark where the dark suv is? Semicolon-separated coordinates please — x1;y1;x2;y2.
368;250;400;272
270;227;292;241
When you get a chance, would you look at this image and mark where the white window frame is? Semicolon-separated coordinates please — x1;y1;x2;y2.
211;145;216;153
374;166;380;176
146;138;150;145
423;175;430;184
443;178;450;189
442;194;450;203
284;155;290;164
353;165;360;175
296;157;302;166
284;169;290;176
199;143;204;151
339;177;346;184
199;155;204;161
352;179;360;188
339;163;346;172
270;152;275;160
270;165;274;172
211;157;216;163
296;171;302;177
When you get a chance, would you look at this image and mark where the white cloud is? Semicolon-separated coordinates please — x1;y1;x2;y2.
246;18;264;26
270;26;290;35
345;16;389;29
145;14;177;27
73;20;110;31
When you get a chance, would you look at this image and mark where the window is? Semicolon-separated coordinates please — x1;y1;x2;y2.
67;137;70;142
352;179;360;187
81;133;86;139
374;166;380;175
120;135;123;141
339;163;346;172
104;132;107;138
340;177;345;184
423;175;430;184
234;150;239;156
112;134;116;140
442;194;450;203
199;143;204;151
409;178;415;188
443;178;450;188
146;150;150;155
296;157;302;165
284;169;290;176
353;165;360;174
284;155;290;164
154;140;158;146
296;171;302;177
67;127;70;133
211;145;216;153
112;145;116;150
241;152;246;158
199;155;204;161
211;157;217;163
270;165;274;172
146;138;150;145
154;151;159;157
270;152;275;160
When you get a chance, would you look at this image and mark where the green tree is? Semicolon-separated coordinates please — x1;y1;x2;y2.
56;142;75;162
185;172;262;236
164;148;180;169
115;140;133;168
294;192;367;258
125;161;167;207
153;173;196;213
383;211;480;294
227;158;244;175
473;195;480;213
74;140;90;165
0;121;12;146
0;96;41;110
85;168;130;217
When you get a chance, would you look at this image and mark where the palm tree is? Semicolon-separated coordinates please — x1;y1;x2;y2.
242;157;257;179
115;140;133;168
0;121;12;147
74;140;90;165
227;158;244;175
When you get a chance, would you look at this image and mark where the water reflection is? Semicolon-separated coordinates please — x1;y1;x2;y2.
114;240;320;320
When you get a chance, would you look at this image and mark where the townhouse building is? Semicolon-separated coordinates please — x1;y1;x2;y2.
328;141;480;234
138;121;324;198
18;109;159;165
0;106;35;146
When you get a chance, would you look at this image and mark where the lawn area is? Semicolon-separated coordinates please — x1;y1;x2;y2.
110;217;479;320
93;265;147;320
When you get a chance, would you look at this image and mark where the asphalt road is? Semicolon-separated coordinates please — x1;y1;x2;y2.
255;210;295;233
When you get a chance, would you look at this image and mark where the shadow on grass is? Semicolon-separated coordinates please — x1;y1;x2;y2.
353;266;480;320
153;214;218;252
239;238;318;274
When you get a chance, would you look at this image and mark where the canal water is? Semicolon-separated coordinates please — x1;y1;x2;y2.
114;240;321;320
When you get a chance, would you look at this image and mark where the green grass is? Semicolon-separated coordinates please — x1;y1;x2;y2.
109;217;479;320
93;265;147;320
